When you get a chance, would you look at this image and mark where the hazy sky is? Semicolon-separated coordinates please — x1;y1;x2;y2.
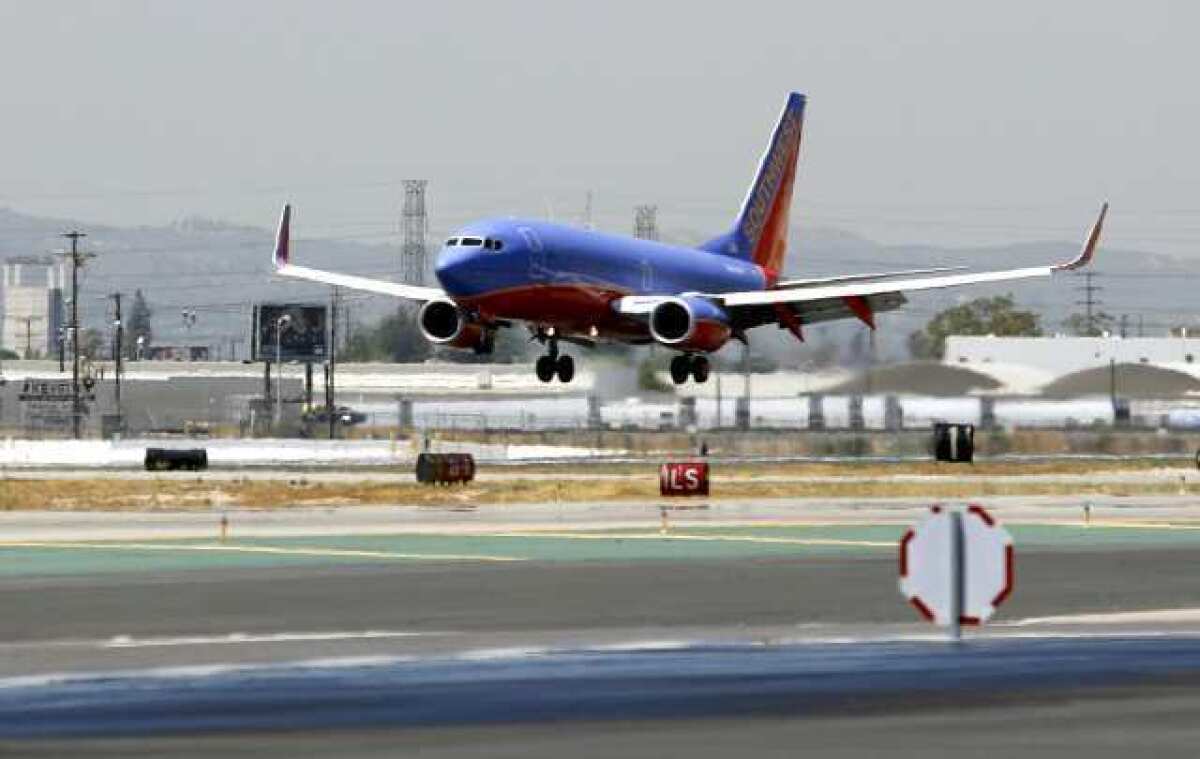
1;1;1197;256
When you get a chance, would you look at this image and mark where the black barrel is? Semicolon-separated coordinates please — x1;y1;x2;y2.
416;453;475;485
144;448;209;471
932;423;975;463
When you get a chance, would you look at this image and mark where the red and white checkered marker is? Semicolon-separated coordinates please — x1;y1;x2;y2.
899;504;1014;627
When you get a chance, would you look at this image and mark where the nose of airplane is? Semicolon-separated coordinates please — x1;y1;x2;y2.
433;245;479;295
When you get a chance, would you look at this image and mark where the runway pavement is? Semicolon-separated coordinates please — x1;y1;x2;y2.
4;497;1200;754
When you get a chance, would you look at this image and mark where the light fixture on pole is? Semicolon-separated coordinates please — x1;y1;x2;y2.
275;313;292;427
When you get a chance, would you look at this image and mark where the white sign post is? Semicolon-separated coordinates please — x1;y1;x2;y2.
899;504;1014;640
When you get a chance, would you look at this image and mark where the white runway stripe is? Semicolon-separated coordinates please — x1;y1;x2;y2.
1008;608;1200;626
104;630;450;648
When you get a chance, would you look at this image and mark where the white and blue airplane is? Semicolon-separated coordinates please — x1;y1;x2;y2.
274;92;1107;384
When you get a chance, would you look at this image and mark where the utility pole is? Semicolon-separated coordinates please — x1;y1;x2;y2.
328;286;338;439
62;230;92;439
23;315;43;359
181;308;197;361
111;293;123;425
583;190;594;230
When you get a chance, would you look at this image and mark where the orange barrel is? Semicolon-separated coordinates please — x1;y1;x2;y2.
659;462;709;497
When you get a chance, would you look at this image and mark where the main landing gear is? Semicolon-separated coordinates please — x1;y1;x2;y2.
535;340;575;383
670;354;710;384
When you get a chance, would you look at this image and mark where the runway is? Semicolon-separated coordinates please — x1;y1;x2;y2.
4;497;1200;754
5;636;1200;743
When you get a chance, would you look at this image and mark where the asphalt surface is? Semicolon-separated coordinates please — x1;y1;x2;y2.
5;500;1200;755
21;691;1199;759
1;547;1199;646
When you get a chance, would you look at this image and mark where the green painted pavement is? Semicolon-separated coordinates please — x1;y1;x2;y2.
3;522;1200;577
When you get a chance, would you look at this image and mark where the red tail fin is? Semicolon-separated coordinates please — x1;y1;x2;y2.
700;93;806;276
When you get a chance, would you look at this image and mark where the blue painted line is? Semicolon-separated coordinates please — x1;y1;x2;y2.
1;636;1199;738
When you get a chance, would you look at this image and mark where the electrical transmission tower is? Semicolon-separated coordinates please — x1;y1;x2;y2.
1075;271;1103;335
633;205;658;241
400;180;428;286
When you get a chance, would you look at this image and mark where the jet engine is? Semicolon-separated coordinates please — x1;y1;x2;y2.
648;296;732;353
418;300;494;353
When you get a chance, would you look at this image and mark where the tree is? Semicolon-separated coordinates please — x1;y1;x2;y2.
1061;311;1115;337
908;294;1042;360
124;289;153;358
79;328;105;359
436;326;530;364
342;305;432;363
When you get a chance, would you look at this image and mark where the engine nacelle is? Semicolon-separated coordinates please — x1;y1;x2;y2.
649;297;732;353
418;300;492;353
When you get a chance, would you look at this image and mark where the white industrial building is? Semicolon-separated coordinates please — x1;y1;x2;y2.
1;257;64;359
945;335;1200;375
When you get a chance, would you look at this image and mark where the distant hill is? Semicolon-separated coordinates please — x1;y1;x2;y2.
0;208;400;358
0;207;1192;365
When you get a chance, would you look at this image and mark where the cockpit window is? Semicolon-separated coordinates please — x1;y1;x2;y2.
445;238;459;246
490;239;504;251
461;237;483;246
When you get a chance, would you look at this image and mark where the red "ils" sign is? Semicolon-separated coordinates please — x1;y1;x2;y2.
659;462;710;497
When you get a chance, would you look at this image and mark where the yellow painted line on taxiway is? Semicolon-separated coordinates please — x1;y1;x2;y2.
478;531;895;548
0;541;525;563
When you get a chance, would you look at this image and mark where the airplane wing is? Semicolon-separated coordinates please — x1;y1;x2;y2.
271;204;445;301
771;266;967;289
719;202;1107;331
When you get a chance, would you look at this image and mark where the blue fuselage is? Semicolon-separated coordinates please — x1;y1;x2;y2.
434;218;767;339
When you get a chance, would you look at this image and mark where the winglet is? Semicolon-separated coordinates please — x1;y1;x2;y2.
1054;202;1108;271
273;204;292;269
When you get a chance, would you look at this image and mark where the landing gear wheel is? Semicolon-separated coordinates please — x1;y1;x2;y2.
670;355;690;385
691;355;710;384
556;354;575;383
536;355;556;383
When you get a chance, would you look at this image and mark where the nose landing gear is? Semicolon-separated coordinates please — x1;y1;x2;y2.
670;354;710;384
535;338;575;383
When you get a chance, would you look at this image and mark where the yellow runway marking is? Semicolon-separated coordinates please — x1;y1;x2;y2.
1014;520;1200;531
483;531;895;548
0;541;525;563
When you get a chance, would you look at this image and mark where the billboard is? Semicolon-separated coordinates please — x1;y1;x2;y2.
253;303;328;363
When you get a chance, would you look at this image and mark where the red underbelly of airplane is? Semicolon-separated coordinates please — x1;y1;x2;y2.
457;284;649;340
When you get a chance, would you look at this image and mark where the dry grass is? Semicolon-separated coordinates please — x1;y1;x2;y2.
0;467;1197;511
507;458;1192;479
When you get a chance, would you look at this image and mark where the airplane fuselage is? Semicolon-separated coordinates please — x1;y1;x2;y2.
434;218;768;341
